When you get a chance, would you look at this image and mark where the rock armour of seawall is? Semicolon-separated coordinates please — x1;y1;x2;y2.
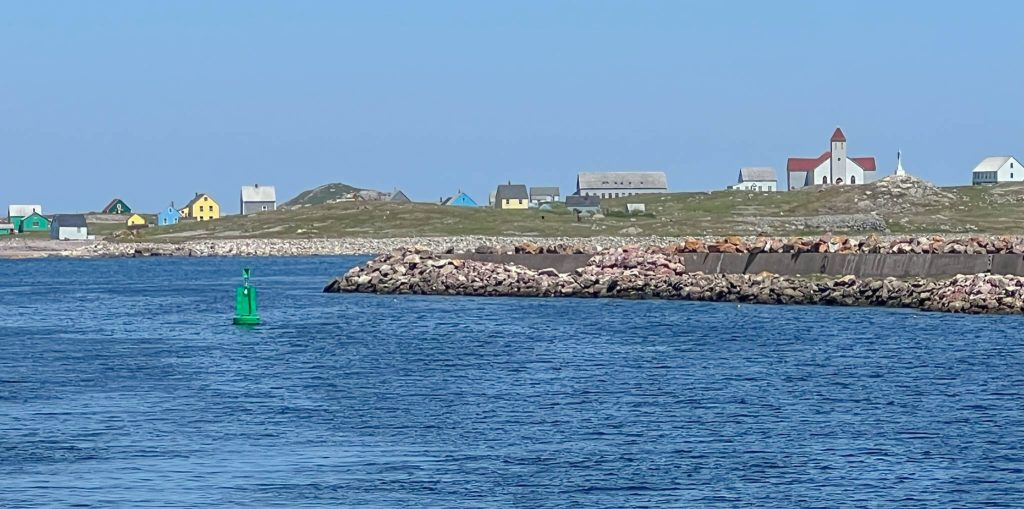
57;234;1024;258
326;247;1024;314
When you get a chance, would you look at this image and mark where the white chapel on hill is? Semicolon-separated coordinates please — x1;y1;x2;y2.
786;128;877;190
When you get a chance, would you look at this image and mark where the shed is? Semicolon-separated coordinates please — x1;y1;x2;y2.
0;223;14;236
126;214;147;226
566;194;601;214
102;198;132;215
50;214;88;240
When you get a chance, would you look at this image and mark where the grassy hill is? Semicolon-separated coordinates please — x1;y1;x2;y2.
281;183;383;208
129;176;1024;241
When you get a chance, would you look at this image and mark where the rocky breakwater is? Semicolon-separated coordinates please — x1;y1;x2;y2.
326;247;689;298
326;246;1024;314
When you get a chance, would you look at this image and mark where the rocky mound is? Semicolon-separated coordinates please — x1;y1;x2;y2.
281;183;389;208
805;174;958;215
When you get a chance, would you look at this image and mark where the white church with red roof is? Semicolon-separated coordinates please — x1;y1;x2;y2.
786;128;877;190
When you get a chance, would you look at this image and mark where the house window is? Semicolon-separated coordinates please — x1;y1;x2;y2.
199;206;204;212
822;176;828;184
518;199;523;204
851;175;856;184
262;205;268;211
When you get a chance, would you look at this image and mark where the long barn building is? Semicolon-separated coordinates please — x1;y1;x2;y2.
576;171;668;199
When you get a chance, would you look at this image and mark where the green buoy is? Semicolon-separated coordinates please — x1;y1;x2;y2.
233;268;261;326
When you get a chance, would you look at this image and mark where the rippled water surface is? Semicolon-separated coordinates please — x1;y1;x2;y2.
1;256;1023;507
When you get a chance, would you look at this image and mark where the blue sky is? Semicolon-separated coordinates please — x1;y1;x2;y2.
2;1;1023;213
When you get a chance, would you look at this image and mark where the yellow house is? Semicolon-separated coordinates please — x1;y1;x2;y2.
126;214;146;226
494;183;529;209
180;193;221;221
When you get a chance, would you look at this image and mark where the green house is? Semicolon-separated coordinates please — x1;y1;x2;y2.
19;212;50;233
102;198;132;215
8;204;42;230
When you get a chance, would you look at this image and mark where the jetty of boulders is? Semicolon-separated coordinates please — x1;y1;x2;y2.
326;240;1024;314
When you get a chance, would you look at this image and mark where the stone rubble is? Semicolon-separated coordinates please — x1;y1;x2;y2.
326;245;1024;315
52;234;1024;258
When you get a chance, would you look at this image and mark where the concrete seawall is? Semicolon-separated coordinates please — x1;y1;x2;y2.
450;252;1024;278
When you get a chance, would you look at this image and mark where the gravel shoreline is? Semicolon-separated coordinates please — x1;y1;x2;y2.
5;234;1024;259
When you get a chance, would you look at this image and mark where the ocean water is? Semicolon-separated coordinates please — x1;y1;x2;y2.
1;256;1023;508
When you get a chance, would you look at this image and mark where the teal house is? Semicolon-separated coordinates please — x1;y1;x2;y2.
8;204;42;230
102;198;131;215
157;205;180;226
441;191;477;207
18;212;50;233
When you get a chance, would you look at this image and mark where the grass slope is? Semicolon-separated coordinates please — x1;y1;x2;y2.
281;183;364;208
134;177;1024;241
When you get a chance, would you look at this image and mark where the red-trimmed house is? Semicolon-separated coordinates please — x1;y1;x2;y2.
786;128;876;190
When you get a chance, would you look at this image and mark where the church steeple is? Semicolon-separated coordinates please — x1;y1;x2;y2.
830;126;848;183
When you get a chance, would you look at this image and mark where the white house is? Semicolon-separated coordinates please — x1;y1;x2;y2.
728;167;777;191
529;187;560;204
240;184;277;215
576;171;668;198
972;156;1023;185
786;128;877;190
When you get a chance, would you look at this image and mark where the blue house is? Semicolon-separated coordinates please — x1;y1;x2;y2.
157;205;181;226
442;191;478;207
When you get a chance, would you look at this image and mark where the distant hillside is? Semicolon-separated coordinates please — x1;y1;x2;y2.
281;183;388;208
137;175;1024;241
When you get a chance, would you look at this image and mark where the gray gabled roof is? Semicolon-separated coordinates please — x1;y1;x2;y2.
52;214;87;228
495;184;529;200
972;156;1017;172
529;186;560;198
738;167;777;182
577;171;668;190
241;185;277;202
389;190;411;203
565;195;600;207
